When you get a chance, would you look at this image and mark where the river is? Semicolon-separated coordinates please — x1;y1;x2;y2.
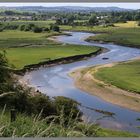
22;32;140;134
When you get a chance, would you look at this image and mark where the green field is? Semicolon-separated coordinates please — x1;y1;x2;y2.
4;44;99;69
3;21;140;48
95;60;140;93
87;27;140;48
2;20;55;27
0;30;66;48
114;21;138;28
59;21;140;48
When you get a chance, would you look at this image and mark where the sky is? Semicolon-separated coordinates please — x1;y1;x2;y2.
0;3;140;10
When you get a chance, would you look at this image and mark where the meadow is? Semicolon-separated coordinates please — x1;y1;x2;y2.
95;60;140;93
4;44;99;69
0;30;99;69
0;30;65;48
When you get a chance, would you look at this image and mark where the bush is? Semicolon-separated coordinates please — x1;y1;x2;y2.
19;24;35;32
29;94;56;117
32;26;43;33
42;27;50;32
19;24;26;31
54;96;81;119
138;21;140;26
50;24;60;32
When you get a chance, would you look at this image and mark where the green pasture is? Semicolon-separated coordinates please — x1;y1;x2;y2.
95;60;140;93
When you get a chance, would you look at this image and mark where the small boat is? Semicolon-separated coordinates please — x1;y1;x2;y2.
102;57;109;60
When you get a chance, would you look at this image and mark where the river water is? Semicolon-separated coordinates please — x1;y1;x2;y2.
22;32;140;134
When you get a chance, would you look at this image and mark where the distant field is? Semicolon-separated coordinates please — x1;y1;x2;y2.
86;27;140;48
60;21;140;47
114;21;138;28
0;30;64;48
2;20;55;27
95;60;140;93
60;25;116;33
4;45;99;69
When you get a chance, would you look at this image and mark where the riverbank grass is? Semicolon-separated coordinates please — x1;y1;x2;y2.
95;60;140;93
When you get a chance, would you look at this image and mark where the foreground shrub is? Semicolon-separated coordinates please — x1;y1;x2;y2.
0;111;137;137
54;96;81;119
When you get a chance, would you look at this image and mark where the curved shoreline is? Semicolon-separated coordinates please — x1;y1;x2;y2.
69;60;140;112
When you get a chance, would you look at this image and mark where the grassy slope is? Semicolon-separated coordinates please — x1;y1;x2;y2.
0;111;138;137
95;60;140;93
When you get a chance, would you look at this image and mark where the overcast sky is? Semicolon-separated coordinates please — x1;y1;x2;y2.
0;3;140;10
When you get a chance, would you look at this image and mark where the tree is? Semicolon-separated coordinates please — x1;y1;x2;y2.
67;15;75;25
88;14;98;26
134;13;140;21
56;18;62;25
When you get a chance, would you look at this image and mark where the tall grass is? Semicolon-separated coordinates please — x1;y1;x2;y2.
0;107;138;137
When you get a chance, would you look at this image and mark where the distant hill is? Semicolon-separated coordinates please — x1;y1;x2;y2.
0;6;133;13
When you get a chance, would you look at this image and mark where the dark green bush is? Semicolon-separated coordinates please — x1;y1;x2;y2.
32;26;43;33
54;96;81;119
50;24;60;32
19;24;36;31
42;27;50;32
19;24;26;31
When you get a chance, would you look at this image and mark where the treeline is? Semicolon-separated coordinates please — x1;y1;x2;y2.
0;22;60;33
1;10;140;22
0;51;81;122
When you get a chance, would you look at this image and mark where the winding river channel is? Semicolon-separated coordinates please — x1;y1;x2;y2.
22;32;140;134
